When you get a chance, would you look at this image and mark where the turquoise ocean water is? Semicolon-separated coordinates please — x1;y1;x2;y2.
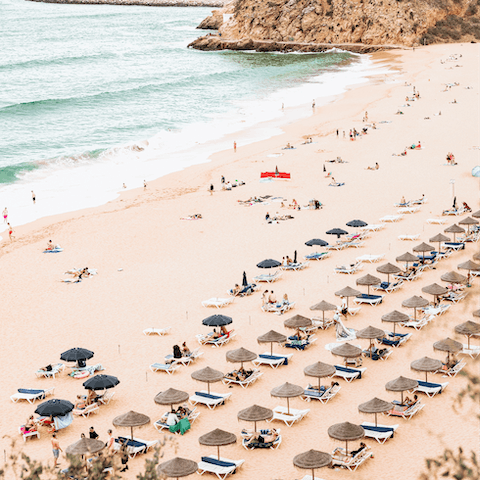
0;0;381;232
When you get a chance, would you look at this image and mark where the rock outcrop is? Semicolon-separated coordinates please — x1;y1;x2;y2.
193;0;480;49
197;9;224;28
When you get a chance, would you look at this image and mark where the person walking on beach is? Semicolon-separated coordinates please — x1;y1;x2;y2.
336;129;339;137
143;180;147;190
106;429;115;455
209;184;214;195
312;99;315;109
3;208;7;223
51;433;62;467
233;141;237;153
31;191;36;204
8;223;14;241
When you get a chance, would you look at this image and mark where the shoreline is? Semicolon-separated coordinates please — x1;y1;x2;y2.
25;0;226;6
1;43;479;479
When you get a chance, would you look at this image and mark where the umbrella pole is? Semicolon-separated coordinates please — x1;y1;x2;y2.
367;285;370;296
375;412;378;427
323;311;325;329
217;446;220;461
425;371;428;382
370;339;373;357
312;468;315;480
131;426;134;441
414;308;417;321
468;336;471;349
318;378;321;391
393;323;396;335
345;440;348;455
271;343;273;356
401;391;404;404
254;421;257;432
207;382;211;394
286;397;290;415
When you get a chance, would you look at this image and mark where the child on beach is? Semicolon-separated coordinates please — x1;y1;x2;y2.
3;208;7;223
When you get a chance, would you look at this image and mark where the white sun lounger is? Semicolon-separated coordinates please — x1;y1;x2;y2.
253;271;282;283
360;224;384;232
197;456;245;480
353;294;384;306
19;425;40;442
414;380;449;397
399;317;429;330
143;327;171;336
386;401;424;420
334;261;362;274
113;437;159;458
333;365;366;382
301;384;340;403
196;331;236;348
222;369;262;388
460;344;480;358
304;252;330;261
11;387;55;404
398;234;421;241
361;422;398;443
421;304;451;316
268;406;310;426
371;281;404;293
154;409;200;433
397;206;420;214
97;390;115;405
331;445;373;471
280;261;310;271
308;317;334;331
262;302;295;314
73;403;99;418
426;218;446;224
252;352;293;368
380;214;403;222
325;243;348;251
189;391;232;409
437;360;467;377
202;297;234;308
35;363;64;379
149;363;180;374
356;254;385;263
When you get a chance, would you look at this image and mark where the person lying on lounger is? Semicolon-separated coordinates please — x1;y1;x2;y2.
24;415;37;432
442;354;458;370
181;342;191;356
38;364;53;372
231;284;241;296
248;429;279;445
332;442;367;463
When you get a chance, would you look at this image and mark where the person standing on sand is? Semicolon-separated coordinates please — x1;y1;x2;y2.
336;129;339;137
312;99;315;109
8;223;14;241
3;207;7;223
51;433;62;467
233;141;237;152
106;429;115;455
31;191;36;204
210;184;214;195
144;180;147;190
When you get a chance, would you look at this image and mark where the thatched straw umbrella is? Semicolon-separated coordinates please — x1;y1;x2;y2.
157;457;198;479
112;411;150;441
191;367;224;394
421;283;448;305
358;398;393;426
473;251;480;262
376;263;401;283
198;429;236;460
293;450;332;479
458;259;480;284
356;326;386;357
309;300;337;329
66;438;105;471
327;422;364;454
459;216;479;234
401;296;429;320
154;388;189;411
413;242;434;263
441;271;467;285
410;357;443;381
472;210;480;219
444;224;465;242
237;405;273;432
225;348;257;369
257;330;287;356
304;362;336;391
396;252;418;268
331;343;362;366
284;315;312;336
429;233;450;253
385;376;418;404
381;310;409;335
455;321;480;349
356;274;381;295
335;286;361;308
433;338;463;363
270;382;304;415
473;309;480;318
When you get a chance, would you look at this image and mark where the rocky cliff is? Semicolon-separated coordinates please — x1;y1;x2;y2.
192;0;480;48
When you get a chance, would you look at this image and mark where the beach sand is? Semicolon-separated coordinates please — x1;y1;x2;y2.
1;43;479;479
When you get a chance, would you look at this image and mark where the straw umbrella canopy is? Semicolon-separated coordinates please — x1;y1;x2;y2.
331;343;362;365
270;382;304;414
429;233;451;252
199;429;236;460
474;309;480;318
304;362;336;391
309;300;337;328
444;224;465;242
433;337;463;363
112;411;150;440
257;330;287;355
356;274;381;295
474;251;480;261
381;310;409;335
157;457;198;479
191;367;224;394
421;283;448;305
335;286;361;308
284;315;312;336
385;376;418;404
376;263;401;283
154;389;189;411
401;295;429;320
411;356;443;381
66;438;105;471
225;347;257;369
327;422;364;454
413;242;434;263
293;450;332;479
473;210;480;219
358;398;393;427
458;260;480;284
356;326;386;356
441;271;467;284
455;321;480;348
237;405;273;431
396;251;419;268
459;216;479;234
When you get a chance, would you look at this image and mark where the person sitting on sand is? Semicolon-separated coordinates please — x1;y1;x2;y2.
400;196;406;205
261;290;269;306
285;143;292;149
286;256;293;265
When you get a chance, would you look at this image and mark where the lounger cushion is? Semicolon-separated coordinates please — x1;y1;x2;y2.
335;366;362;378
259;354;288;365
417;380;442;389
18;389;45;395
380;338;400;347
362;425;394;435
194;392;223;400
304;389;326;397
117;438;147;450
201;457;236;468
